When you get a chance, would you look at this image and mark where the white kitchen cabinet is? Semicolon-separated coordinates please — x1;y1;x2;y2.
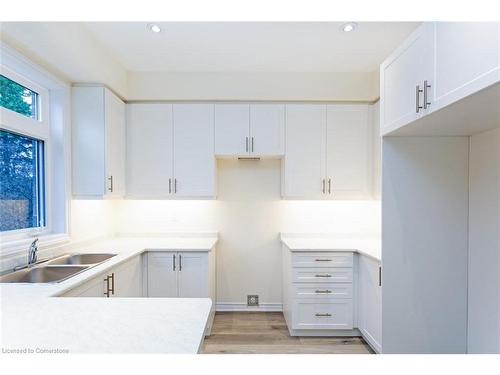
380;22;500;136
173;104;215;197
146;251;211;298
249;104;285;156
283;104;372;199
126;103;215;198
146;252;178;297
380;23;434;134
61;256;142;298
282;246;355;335
146;250;216;335
72;86;126;198
112;255;143;297
61;274;104;297
326;105;371;198
358;255;382;353
283;104;326;198
126;104;173;198
432;22;500;112
215;104;249;156
215;103;285;157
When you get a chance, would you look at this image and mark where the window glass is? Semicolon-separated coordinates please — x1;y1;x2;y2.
0;130;45;231
0;74;39;120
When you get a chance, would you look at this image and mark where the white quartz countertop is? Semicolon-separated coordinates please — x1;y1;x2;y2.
280;234;381;261
0;235;217;354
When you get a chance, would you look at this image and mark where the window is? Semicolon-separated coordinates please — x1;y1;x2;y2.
0;130;45;232
0;74;39;120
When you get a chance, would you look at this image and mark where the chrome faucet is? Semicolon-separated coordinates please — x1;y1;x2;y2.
28;238;39;266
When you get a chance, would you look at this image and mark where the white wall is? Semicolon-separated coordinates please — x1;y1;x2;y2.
70;200;116;243
468;127;500;353
0;23;127;97
114;159;381;306
127;71;379;102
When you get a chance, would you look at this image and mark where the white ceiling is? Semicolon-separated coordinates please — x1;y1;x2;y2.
83;22;419;73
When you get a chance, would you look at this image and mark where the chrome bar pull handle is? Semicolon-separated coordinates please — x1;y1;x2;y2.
315;274;332;278
104;276;110;297
322;179;326;194
379;266;382;287
315;313;332;317
423;80;431;109
416;85;423;113
315;258;332;262
179;254;182;271
108;175;113;192
251;137;254;153
173;254;176;271
328;178;332;194
245;137;249;152
174;178;177;194
110;273;115;295
315;290;332;294
169;178;172;194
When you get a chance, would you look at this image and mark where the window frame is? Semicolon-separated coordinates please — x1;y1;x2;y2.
0;44;70;254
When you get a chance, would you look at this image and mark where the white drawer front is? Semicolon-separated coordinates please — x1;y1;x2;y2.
292;252;353;268
293;283;353;299
292;267;353;283
292;299;353;330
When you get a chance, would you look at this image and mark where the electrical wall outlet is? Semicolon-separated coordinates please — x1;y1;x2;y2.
247;295;259;306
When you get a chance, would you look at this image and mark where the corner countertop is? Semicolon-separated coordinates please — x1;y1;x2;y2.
280;233;381;262
0;234;217;354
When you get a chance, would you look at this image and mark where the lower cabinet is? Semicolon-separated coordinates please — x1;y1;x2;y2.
357;255;382;353
145;250;217;336
282;246;382;353
61;255;143;298
146;252;214;298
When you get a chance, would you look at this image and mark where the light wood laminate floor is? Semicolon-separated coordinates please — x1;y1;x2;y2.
202;312;374;354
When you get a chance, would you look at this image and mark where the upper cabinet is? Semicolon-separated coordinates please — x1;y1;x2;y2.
326;105;372;198
380;23;434;135
283;104;326;199
126;103;215;199
283;104;372;199
215;103;285;157
72;86;126;198
380;22;500;136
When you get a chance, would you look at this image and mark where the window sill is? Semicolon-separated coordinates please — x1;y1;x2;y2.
0;233;70;258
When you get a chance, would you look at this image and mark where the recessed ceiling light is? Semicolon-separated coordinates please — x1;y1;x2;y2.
148;24;161;33
341;22;357;33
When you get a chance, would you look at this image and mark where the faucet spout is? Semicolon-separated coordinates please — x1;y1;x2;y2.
28;238;39;266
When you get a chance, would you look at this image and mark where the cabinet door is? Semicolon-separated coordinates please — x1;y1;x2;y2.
113;256;143;297
62;275;105;297
358;255;382;353
147;253;178;297
105;89;126;197
177;253;209;298
380;23;434;135
249;104;285;156
326;105;371;198
172;104;215;197
71;86;105;197
215;104;250;156
126;104;173;198
283;104;326;198
433;22;500;112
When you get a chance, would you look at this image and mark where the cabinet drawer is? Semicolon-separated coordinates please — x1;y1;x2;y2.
292;283;353;299
292;252;353;268
292;267;353;283
292;299;353;330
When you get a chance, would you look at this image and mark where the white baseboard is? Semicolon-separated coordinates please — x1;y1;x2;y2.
216;302;283;312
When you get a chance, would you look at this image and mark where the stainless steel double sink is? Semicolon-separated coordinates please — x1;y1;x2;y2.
0;253;116;283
